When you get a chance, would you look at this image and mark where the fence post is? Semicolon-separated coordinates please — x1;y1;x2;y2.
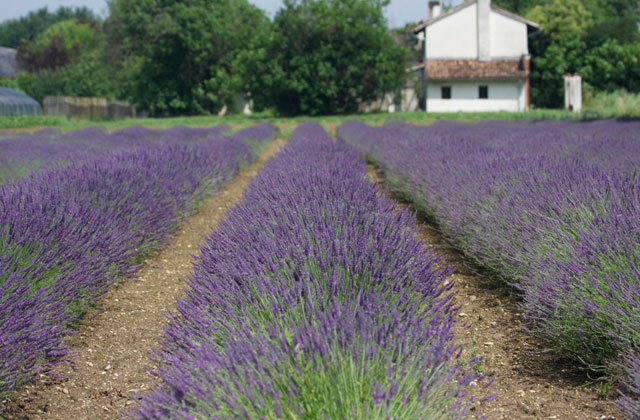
42;95;135;119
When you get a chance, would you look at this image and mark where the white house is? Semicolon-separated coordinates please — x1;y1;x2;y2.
412;0;541;112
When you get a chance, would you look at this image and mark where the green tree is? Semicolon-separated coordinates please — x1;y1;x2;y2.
6;13;118;102
492;0;545;15
37;19;99;52
526;0;593;107
493;0;639;108
581;0;639;47
390;22;420;64
17;19;100;71
13;49;116;103
580;40;640;93
0;7;98;48
239;0;407;116
105;0;269;116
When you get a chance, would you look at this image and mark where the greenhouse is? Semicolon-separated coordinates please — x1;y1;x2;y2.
0;87;42;116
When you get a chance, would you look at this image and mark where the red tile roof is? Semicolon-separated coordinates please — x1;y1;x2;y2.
425;59;528;80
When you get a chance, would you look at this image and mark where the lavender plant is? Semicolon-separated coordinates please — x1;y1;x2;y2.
338;119;640;417
620;354;640;418
0;124;232;183
137;123;481;419
0;123;277;402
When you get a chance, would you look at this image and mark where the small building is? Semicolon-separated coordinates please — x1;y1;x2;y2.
0;47;19;79
0;87;42;116
412;0;541;112
563;73;582;112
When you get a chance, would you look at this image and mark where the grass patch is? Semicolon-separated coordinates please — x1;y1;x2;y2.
0;108;615;133
584;90;640;118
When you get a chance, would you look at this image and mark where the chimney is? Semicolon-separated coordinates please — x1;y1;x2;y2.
477;0;491;61
429;1;441;19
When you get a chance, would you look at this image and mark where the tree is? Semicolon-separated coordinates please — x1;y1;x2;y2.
13;49;116;103
580;40;640;93
390;22;421;64
239;0;407;116
491;0;640;108
526;0;593;107
581;0;639;47
0;7;98;49
492;0;545;15
105;0;269;116
525;0;640;107
6;12;117;102
17;19;100;71
16;33;74;71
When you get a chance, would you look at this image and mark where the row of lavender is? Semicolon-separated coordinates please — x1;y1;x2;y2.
0;124;231;183
136;123;482;419
338;119;640;417
0;123;277;401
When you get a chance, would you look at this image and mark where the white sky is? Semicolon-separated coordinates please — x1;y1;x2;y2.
0;0;463;29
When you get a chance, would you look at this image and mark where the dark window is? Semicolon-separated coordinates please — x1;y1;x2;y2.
441;86;451;99
479;85;488;99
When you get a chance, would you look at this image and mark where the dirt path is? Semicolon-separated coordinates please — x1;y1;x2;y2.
0;126;50;134
366;166;622;420
2;136;288;420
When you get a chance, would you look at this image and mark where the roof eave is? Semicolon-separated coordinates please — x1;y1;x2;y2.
412;1;542;34
412;0;476;34
491;5;541;31
426;75;529;81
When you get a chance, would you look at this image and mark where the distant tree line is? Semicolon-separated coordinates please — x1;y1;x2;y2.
0;0;638;114
0;0;406;116
0;6;98;48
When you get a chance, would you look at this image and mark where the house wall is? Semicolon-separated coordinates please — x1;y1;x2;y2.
425;4;528;59
427;3;477;59
426;80;523;112
518;79;527;111
359;88;421;113
490;11;528;57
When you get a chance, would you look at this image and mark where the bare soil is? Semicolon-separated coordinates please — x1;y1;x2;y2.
365;165;622;420
0;127;50;134
1;136;288;420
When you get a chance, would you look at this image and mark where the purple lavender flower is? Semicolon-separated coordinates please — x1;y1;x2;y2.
0;123;276;401
136;123;480;419
338;119;640;417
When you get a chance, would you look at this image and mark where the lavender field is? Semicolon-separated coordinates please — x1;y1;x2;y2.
0;123;277;401
339;119;640;418
3;117;639;418
137;123;483;419
0;125;234;183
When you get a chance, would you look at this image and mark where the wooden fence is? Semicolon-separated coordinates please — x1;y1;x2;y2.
43;96;135;119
